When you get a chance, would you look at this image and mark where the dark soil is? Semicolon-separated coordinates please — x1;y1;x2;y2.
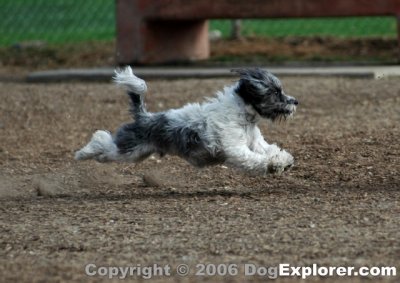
0;37;397;76
0;77;399;282
210;36;399;64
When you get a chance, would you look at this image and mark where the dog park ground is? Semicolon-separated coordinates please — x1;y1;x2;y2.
0;76;399;282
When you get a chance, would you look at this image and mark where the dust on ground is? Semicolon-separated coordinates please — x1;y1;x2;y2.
0;76;399;282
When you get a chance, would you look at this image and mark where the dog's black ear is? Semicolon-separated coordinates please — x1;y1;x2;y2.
232;68;269;105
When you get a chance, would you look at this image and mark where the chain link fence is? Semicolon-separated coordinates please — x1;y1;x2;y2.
0;0;115;46
0;0;397;46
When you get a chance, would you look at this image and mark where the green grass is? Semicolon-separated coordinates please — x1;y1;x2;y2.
0;0;115;45
210;17;397;38
0;0;397;46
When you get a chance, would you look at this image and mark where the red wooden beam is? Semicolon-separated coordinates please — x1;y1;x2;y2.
142;0;400;20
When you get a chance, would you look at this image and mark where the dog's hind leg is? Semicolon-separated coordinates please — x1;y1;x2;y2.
75;67;152;163
111;123;156;163
75;129;155;163
74;130;119;162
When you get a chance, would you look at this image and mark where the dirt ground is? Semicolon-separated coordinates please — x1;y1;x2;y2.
0;37;397;77
210;37;399;65
0;76;399;282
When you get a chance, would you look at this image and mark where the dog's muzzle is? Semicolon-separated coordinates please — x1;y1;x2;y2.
285;96;298;116
286;104;297;114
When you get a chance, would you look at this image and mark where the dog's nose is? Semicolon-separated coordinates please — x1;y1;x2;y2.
293;99;298;105
288;98;298;105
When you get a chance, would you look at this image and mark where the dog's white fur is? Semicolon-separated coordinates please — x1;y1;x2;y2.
75;67;295;175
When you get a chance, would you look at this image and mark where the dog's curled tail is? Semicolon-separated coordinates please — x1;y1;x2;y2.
74;130;117;162
113;66;147;118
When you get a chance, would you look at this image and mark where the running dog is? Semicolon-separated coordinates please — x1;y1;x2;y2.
75;67;298;175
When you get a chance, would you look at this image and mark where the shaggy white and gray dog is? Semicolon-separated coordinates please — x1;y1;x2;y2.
75;67;298;175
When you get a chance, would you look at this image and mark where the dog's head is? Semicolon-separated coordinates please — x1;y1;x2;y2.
233;68;298;121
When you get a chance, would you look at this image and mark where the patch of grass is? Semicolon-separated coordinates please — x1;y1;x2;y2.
0;0;115;45
211;17;397;38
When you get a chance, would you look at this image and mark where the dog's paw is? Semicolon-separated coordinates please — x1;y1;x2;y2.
74;130;115;161
267;150;294;174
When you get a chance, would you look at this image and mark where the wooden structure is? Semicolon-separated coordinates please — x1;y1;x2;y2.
116;0;400;64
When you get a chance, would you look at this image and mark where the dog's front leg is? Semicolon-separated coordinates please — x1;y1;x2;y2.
253;129;294;173
224;145;272;174
224;143;293;175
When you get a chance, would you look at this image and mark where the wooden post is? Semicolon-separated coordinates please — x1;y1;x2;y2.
231;20;243;40
141;20;209;64
397;15;400;62
116;0;209;64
